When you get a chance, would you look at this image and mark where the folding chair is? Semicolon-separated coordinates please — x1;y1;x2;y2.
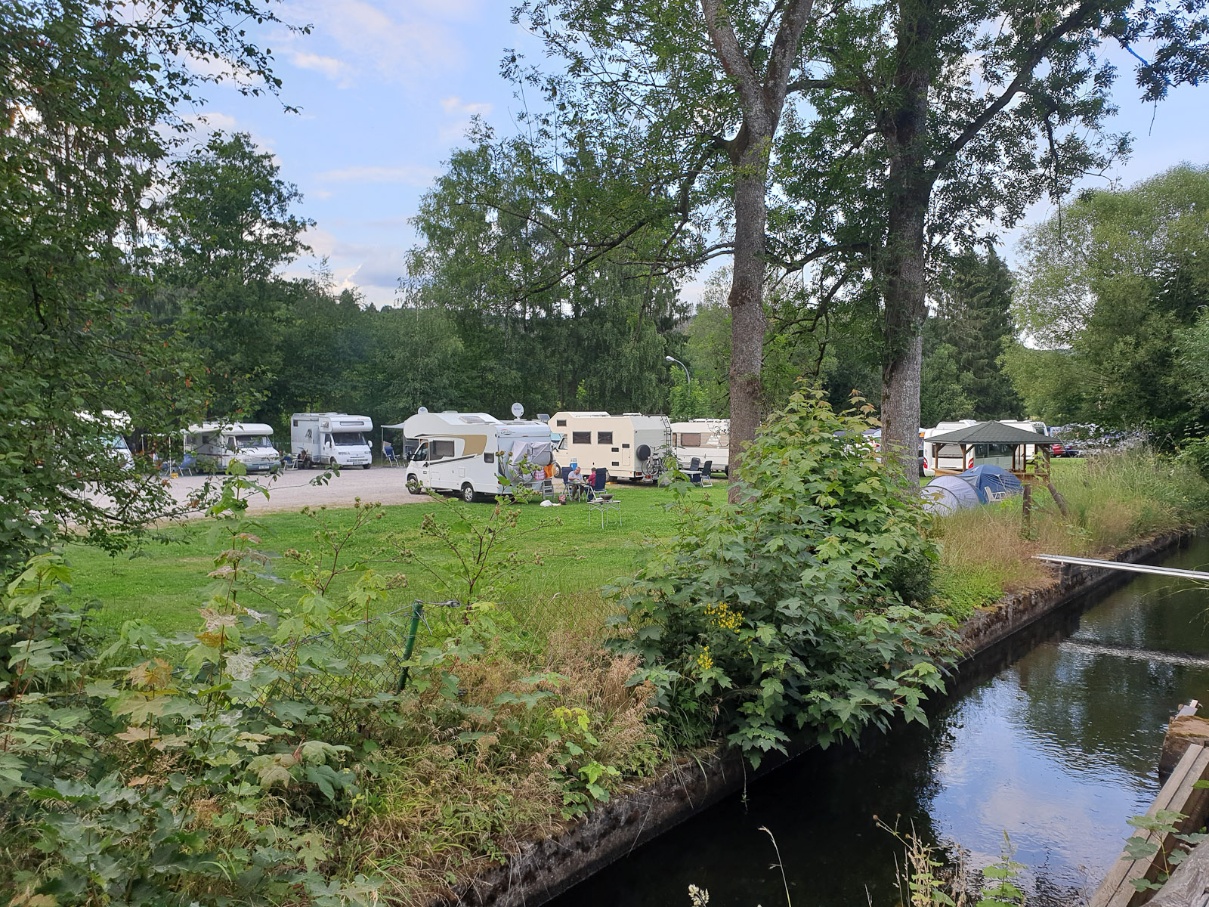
699;460;714;487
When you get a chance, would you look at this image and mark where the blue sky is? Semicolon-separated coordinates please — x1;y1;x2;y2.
198;1;1208;308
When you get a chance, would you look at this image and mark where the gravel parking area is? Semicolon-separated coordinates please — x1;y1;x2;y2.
159;464;428;516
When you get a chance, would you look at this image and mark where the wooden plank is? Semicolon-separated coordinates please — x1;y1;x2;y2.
1090;743;1209;907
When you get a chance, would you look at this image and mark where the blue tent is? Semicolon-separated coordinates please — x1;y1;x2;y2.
961;465;1024;503
921;476;982;515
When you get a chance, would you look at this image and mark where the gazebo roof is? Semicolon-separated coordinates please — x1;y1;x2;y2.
926;421;1054;446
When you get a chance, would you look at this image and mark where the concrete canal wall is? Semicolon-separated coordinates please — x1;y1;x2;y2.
431;531;1192;907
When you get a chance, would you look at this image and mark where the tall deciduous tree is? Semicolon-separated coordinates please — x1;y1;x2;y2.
155;131;313;418
1015;165;1209;436
513;0;818;492
511;0;1209;485
0;0;298;571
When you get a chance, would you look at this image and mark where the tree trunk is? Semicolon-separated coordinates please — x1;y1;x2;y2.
879;0;936;490
727;139;770;499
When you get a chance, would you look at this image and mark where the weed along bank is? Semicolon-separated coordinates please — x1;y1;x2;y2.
7;389;1209;907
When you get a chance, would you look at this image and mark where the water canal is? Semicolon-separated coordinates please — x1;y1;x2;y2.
548;534;1209;907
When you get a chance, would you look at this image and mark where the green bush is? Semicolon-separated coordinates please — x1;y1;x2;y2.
611;387;959;764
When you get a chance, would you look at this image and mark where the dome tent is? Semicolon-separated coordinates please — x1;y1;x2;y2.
961;465;1024;503
921;475;982;515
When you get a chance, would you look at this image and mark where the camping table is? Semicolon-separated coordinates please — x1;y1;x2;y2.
586;494;621;528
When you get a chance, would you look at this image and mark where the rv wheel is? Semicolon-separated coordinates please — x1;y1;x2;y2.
363;464;371;470
406;475;421;494
461;483;476;503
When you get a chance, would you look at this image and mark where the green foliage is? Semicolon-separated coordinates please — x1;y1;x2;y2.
1015;165;1209;437
0;0;299;573
1179;436;1209;483
1123;808;1209;892
612;387;958;763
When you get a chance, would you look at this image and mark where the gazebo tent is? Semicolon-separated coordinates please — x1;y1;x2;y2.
921;476;983;515
961;465;1024;502
924;421;1055;475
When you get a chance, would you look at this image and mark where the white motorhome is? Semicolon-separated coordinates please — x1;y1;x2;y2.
78;410;134;468
402;409;554;502
548;411;672;481
183;422;280;474
669;419;729;475
290;413;373;469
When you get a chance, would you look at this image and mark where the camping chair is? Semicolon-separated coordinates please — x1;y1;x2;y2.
699;460;714;487
178;453;196;477
382;441;399;467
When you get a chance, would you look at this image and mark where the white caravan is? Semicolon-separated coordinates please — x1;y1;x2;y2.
290;413;373;469
1000;420;1049;462
548;411;672;481
669;418;729;475
921;420;979;472
402;409;554;503
184;422;280;474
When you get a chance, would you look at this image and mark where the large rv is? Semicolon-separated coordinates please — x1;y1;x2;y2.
548;412;672;481
290;413;373;469
184;422;280;473
402;409;554;502
669;418;729;475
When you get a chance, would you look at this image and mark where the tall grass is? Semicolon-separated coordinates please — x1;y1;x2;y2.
928;450;1209;620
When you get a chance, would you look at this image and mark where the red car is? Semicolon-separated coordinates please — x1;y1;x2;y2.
1050;442;1066;457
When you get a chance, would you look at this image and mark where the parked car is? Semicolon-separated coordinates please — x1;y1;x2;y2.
1050;442;1066;457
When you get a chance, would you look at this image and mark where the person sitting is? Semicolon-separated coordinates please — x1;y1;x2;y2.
383;440;397;465
567;463;584;501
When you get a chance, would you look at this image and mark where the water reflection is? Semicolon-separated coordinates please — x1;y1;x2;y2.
548;537;1209;907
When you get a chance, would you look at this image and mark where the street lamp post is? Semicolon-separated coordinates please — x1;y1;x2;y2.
664;355;691;385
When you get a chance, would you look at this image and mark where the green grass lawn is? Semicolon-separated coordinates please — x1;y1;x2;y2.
65;482;726;635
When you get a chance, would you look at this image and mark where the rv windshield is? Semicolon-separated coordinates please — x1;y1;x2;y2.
332;432;366;447
234;435;273;448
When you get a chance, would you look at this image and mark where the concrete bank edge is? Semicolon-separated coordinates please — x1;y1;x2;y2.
432;529;1194;907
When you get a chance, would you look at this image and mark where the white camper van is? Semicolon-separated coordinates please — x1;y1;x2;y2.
290;413;373;469
548;412;672;481
669;418;729;475
77;410;134;468
999;420;1049;462
402;409;554;502
184;422;280;474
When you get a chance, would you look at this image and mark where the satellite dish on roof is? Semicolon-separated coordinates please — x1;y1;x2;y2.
418;406;428;415
511;402;524;418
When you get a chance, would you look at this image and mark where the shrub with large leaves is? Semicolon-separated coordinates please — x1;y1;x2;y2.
613;387;958;763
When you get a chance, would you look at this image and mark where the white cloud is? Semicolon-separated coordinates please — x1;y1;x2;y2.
291;51;352;85
279;0;468;90
313;164;439;185
441;95;492;118
182;111;239;131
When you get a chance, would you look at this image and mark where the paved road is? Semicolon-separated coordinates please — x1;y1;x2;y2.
157;464;428;516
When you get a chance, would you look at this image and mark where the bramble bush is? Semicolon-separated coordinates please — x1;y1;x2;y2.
0;475;659;905
611;387;959;763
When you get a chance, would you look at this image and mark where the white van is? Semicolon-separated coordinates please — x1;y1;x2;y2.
548;411;673;481
922;420;979;472
402;409;554;502
184;422;280;474
290;413;373;469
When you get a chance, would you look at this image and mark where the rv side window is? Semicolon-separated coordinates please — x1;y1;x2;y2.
484;453;494;464
572;431;591;444
556;419;567;427
681;432;703;447
431;440;455;460
597;432;613;444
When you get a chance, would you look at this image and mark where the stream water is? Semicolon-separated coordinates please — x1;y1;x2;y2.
548;534;1209;907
